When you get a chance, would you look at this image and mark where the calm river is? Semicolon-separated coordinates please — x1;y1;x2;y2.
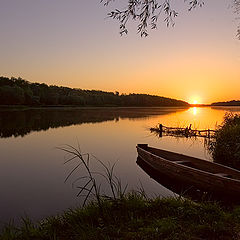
1;106;240;224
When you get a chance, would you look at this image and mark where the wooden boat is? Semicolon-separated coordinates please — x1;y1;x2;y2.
137;144;240;199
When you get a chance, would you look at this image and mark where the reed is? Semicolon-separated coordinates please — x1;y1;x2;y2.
58;144;128;208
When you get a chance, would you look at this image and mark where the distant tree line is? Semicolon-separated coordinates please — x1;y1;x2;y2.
0;77;189;107
211;101;240;106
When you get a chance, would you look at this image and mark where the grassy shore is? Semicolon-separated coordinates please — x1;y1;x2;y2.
1;194;240;240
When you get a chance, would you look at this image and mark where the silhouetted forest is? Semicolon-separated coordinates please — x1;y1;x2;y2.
0;77;189;107
211;100;240;106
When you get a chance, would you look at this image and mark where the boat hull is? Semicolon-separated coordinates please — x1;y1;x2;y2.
137;144;240;199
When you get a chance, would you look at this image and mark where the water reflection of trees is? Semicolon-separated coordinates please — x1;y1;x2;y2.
0;108;187;138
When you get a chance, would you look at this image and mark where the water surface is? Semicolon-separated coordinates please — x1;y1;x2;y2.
1;106;240;224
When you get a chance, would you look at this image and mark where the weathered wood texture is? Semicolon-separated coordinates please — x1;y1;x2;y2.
137;144;240;198
150;124;216;138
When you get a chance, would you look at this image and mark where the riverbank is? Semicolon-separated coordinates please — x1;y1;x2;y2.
1;194;240;240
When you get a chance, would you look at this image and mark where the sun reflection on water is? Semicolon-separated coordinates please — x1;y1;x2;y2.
187;107;199;117
192;107;198;115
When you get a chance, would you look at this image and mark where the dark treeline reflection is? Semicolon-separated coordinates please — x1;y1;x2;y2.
0;108;186;138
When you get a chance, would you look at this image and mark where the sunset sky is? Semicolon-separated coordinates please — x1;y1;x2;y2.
0;0;239;104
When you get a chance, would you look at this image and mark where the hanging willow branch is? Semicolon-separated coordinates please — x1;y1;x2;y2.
101;0;204;36
233;0;240;39
101;0;240;39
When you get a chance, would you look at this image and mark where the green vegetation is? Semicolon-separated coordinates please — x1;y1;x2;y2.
0;76;189;107
2;143;240;239
1;195;240;240
208;113;240;169
211;100;240;106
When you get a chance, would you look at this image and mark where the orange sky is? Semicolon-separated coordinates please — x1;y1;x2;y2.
0;0;239;104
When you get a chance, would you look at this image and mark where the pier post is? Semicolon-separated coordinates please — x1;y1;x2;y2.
159;124;163;137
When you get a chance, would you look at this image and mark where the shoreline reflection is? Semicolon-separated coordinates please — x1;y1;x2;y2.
0;107;187;138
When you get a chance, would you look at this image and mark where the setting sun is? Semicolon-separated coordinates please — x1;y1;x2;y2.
189;97;201;105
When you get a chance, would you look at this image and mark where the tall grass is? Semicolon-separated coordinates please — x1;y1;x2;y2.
58;144;128;207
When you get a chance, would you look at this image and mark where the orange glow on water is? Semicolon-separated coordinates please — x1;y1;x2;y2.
192;107;198;115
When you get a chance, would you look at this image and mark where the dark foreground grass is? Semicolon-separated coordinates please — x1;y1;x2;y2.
1;194;240;240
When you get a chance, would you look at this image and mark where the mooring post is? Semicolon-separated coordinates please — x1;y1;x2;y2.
159;124;163;137
159;124;163;132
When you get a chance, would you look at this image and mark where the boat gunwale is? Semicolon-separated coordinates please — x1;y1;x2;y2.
137;145;240;183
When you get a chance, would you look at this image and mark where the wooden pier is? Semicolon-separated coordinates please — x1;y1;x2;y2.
150;124;216;139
